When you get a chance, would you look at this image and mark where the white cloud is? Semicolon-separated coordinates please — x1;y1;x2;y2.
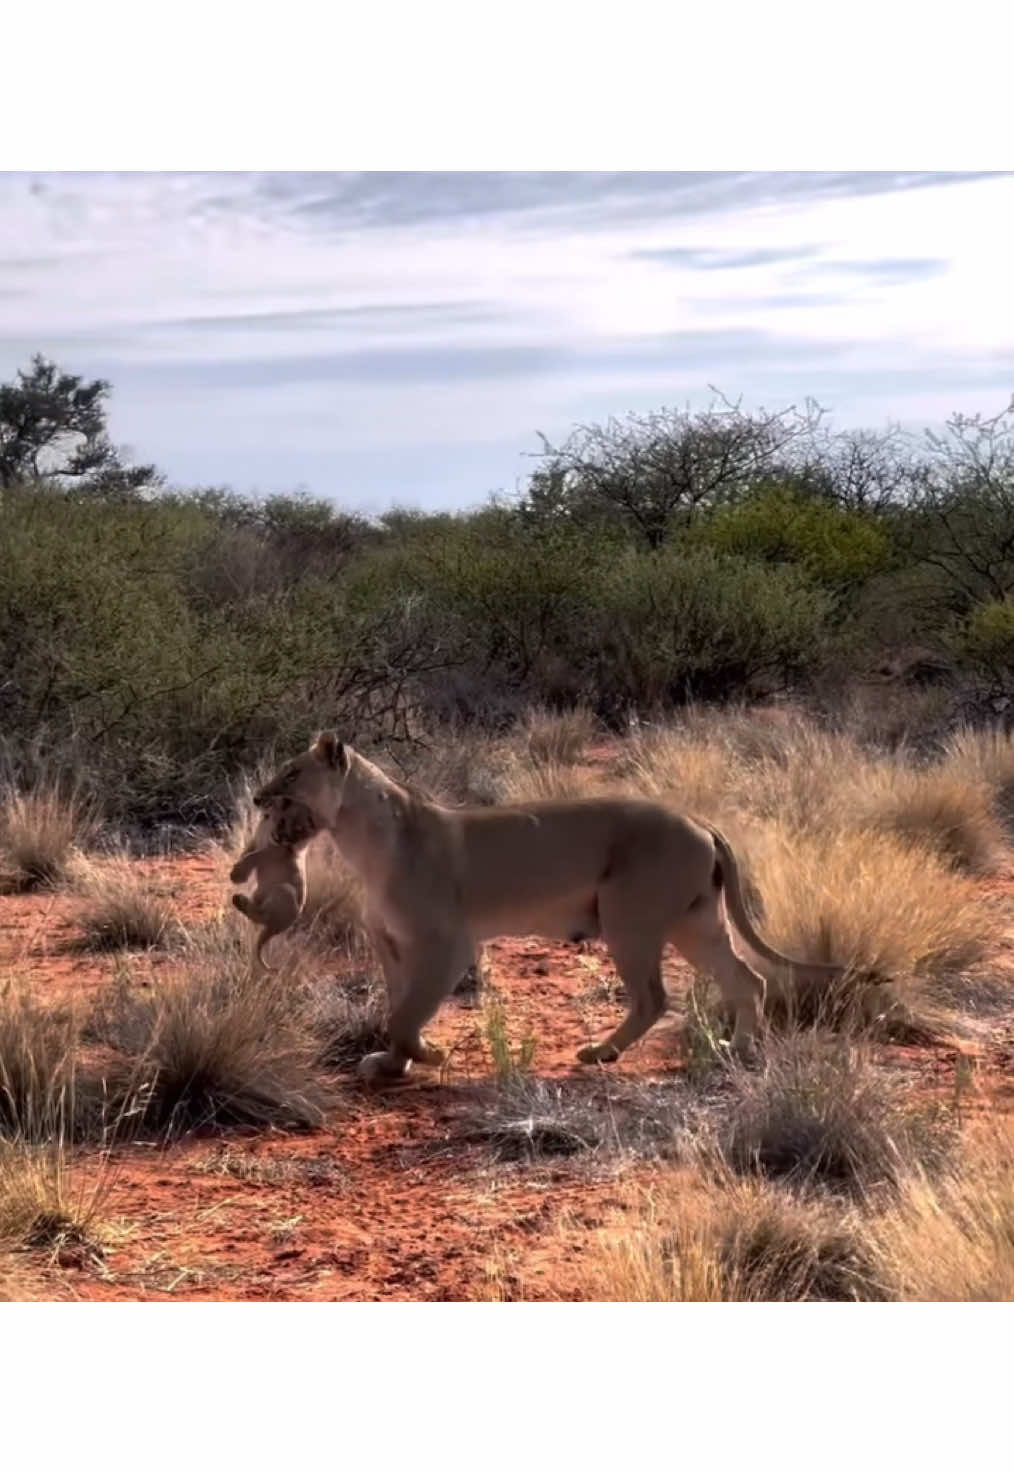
0;171;1011;507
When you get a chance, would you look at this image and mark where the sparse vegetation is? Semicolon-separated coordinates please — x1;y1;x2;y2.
519;706;597;766
720;1030;952;1197
70;852;180;951
942;725;1014;836
308;969;389;1071
464;1076;602;1162
0;982;87;1141
858;765;1005;875
91;958;328;1134
867;1126;1014;1300
0;785;97;890
0;1139;106;1263
572;1173;884;1301
298;836;367;952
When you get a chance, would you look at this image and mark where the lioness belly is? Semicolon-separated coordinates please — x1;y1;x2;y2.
470;895;599;945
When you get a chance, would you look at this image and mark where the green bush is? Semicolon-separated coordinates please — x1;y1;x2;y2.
956;597;1014;674
692;487;892;591
583;545;832;713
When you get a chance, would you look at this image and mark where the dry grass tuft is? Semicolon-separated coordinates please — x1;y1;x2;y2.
297;835;367;951
462;1076;603;1162
70;852;180;952
857;766;1005;875
868;1125;1014;1300
0;785;98;890
620;724;743;823
0;981;89;1142
720;1030;951;1197
569;1121;1014;1301
574;1172;883;1301
737;822;1000;996
0;1139;106;1262
519;706;597;766
308;970;389;1071
91;956;329;1135
401;726;506;807
494;755;596;804
941;725;1014;837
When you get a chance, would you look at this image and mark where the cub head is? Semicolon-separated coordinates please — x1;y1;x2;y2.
270;797;319;848
254;732;351;829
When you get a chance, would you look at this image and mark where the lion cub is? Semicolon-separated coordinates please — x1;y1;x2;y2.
230;800;318;968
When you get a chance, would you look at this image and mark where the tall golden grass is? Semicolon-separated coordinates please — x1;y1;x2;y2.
0;785;98;890
570;1121;1014;1302
69;850;180;951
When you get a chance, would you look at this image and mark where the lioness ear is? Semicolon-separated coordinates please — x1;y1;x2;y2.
313;731;349;770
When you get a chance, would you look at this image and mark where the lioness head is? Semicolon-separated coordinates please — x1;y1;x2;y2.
254;732;351;829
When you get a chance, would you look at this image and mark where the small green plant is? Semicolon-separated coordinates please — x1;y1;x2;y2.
683;980;733;1083
483;994;536;1082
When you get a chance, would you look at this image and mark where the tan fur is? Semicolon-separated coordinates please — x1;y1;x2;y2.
229;799;317;969
255;733;847;1081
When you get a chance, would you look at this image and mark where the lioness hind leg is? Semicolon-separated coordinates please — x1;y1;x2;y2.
578;914;667;1065
671;898;765;1062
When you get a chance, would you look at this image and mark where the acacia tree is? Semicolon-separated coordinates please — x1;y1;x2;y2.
906;399;1014;604
522;392;826;548
0;354;158;493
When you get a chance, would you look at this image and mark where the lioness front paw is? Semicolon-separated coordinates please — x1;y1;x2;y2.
358;1051;412;1085
577;1042;620;1066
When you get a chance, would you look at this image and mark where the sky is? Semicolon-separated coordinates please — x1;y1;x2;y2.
1;170;1011;514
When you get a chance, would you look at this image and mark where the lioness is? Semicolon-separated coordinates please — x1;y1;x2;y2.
230;798;318;969
255;733;846;1081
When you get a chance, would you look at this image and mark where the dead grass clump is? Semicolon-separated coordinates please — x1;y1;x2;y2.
0;982;87;1141
742;729;877;835
624;709;871;836
461;1076;606;1162
402;726;506;807
494;755;596;804
519;706;597;766
298;835;367;952
0;1140;106;1263
70;853;180;951
720;1031;951;1198
93;961;328;1134
0;785;98;890
679;702;817;768
858;766;1005;875
833;682;954;755
307;970;389;1071
575;1173;882;1301
620;725;742;822
869;1126;1014;1300
738;821;1000;991
941;725;1014;836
